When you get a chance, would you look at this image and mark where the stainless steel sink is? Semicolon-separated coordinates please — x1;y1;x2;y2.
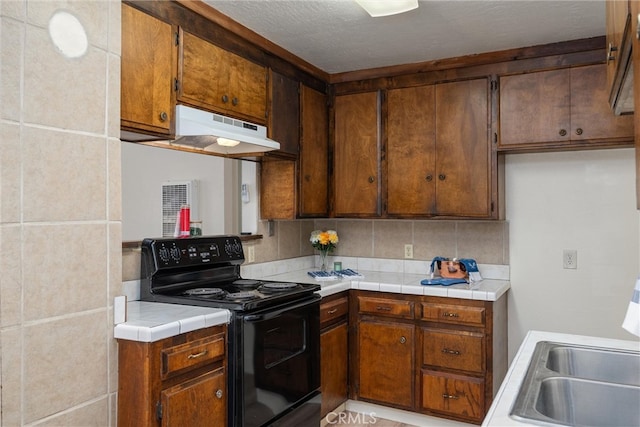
510;341;640;426
535;377;640;426
546;345;640;386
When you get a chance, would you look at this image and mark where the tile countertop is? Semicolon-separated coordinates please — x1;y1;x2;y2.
482;330;640;426
258;269;510;301
113;301;230;343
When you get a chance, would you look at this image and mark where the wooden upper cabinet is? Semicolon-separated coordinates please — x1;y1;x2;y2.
269;70;300;156
387;85;436;215
387;79;492;218
499;69;570;146
499;64;634;151
333;91;381;216
121;4;175;136
435;79;491;217
177;29;267;124
299;85;329;217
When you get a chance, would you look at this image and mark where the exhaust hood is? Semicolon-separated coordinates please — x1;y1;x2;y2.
171;104;280;155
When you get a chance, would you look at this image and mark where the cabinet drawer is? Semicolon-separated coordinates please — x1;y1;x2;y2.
421;303;485;326
320;297;348;327
422;329;485;373
162;333;225;379
359;296;414;319
421;370;484;422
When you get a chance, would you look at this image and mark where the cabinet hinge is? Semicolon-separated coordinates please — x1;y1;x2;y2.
491;79;498;91
174;31;179;46
174;78;180;92
155;401;162;420
491;201;495;212
493;132;498;144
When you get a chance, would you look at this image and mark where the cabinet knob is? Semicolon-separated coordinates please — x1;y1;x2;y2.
232;97;239;106
442;394;459;400
304;174;311;182
159;111;168;122
442;348;461;355
215;389;223;399
425;174;433;182
575;128;583;136
438;174;446;181
368;176;375;183
222;95;229;103
559;129;567;137
399;336;406;344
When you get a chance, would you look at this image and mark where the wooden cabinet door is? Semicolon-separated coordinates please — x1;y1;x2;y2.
571;64;634;141
358;319;414;409
269;70;300;155
260;160;296;220
606;0;630;92
178;30;267;123
435;79;491;217
387;85;436;215
121;4;174;135
321;322;348;417
499;69;571;147
633;0;640;209
334;91;381;216
161;367;226;427
299;85;329;217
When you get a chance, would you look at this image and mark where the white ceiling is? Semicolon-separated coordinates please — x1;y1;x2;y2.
202;0;606;74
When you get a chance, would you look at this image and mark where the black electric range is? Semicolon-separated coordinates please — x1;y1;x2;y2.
139;235;320;311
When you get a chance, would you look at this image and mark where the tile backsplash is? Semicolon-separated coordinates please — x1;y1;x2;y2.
122;219;509;281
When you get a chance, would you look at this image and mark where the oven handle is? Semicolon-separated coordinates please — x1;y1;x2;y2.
242;294;320;322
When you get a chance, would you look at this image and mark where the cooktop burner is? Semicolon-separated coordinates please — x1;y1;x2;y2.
233;279;262;287
259;282;300;292
184;287;225;297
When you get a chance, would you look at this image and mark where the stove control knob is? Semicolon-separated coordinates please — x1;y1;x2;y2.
224;239;242;257
169;245;181;262
158;247;170;262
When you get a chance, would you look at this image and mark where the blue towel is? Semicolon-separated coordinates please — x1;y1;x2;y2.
421;278;468;286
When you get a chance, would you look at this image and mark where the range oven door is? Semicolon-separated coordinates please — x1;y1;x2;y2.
241;296;320;427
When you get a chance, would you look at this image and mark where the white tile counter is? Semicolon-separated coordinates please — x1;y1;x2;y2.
259;269;510;301
114;301;230;343
482;330;640;426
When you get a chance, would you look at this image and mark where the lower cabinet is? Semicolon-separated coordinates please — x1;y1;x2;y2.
358;319;415;409
117;325;227;427
320;293;349;418
351;291;507;425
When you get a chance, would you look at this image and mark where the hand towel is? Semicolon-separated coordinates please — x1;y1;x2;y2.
622;276;640;337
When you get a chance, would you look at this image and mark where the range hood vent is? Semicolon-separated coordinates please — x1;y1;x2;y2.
171;105;280;155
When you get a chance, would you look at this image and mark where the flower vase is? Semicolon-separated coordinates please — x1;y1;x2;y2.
319;250;329;271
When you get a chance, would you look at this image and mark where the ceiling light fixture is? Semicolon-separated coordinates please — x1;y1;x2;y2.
355;0;419;17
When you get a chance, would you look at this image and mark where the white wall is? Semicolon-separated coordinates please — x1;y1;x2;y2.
505;148;640;358
122;143;229;240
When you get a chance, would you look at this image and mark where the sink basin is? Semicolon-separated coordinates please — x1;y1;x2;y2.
535;377;640;426
546;345;640;386
511;341;640;426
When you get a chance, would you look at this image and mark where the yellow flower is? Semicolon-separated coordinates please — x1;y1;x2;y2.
310;229;339;252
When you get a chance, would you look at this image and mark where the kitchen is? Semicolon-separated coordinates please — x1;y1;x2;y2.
1;0;639;426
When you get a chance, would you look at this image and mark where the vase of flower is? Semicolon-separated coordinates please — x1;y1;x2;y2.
319;249;329;271
310;229;339;271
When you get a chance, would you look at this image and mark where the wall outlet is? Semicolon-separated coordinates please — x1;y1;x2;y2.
404;244;413;259
563;249;577;269
247;246;255;263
